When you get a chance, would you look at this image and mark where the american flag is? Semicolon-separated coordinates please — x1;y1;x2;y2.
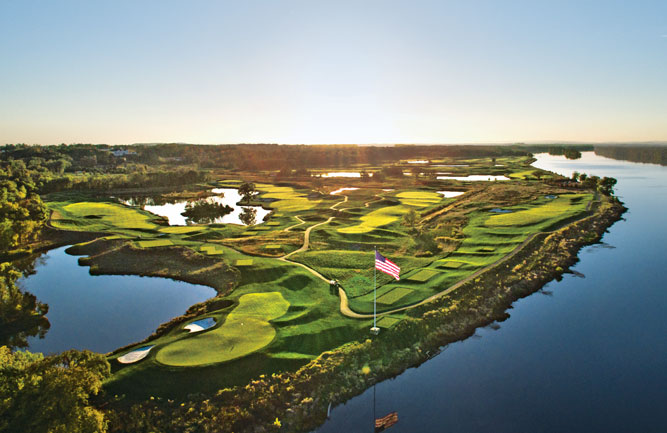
375;251;400;280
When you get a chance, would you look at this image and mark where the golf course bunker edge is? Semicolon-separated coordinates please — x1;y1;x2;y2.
155;292;290;367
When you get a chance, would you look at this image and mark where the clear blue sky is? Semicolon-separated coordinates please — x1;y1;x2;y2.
1;0;666;145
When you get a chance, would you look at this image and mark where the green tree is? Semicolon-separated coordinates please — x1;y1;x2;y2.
0;346;111;433
402;209;418;230
597;176;617;196
239;207;257;226
0;262;50;348
238;182;257;203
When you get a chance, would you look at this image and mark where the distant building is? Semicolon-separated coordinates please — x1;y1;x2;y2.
111;149;136;157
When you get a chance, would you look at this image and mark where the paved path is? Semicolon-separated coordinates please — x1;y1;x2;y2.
283;216;305;232
278;195;348;281
338;230;544;318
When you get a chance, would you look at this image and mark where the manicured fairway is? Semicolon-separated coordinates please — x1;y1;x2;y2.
199;244;224;255
396;191;443;207
338;205;409;234
50;201;158;231
155;292;290;366
158;226;205;234
136;239;173;248
376;287;413;305
256;184;321;212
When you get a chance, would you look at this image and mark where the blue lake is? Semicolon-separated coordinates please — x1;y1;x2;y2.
316;152;667;433
20;246;215;355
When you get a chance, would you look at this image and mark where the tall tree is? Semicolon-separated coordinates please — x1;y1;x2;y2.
0;347;111;433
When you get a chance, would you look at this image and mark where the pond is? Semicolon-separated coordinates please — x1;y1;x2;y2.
330;187;360;195
437;174;510;181
20;246;216;355
124;188;271;226
316;152;667;432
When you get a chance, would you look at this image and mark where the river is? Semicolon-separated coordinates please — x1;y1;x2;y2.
315;152;667;433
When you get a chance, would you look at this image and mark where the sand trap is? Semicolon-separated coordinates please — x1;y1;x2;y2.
184;317;216;333
117;345;154;364
330;187;359;195
407;160;429;164
438;191;465;198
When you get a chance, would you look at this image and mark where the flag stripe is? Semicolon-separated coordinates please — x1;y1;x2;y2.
375;251;400;280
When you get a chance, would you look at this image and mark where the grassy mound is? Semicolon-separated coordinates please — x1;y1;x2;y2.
155;292;290;366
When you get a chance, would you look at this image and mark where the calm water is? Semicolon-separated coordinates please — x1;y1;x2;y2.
316;152;667;433
20;246;215;355
126;188;271;226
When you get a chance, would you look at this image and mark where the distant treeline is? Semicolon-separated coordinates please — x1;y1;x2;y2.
594;145;667;166
3;143;530;173
515;144;594;155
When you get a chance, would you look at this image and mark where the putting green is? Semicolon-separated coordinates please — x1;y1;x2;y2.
155;292;290;366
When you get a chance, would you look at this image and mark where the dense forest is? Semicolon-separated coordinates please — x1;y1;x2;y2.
594;145;667;166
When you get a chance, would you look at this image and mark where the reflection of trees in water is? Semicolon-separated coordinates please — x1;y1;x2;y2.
117;195;184;207
1;259;50;349
181;199;233;224
239;207;257;226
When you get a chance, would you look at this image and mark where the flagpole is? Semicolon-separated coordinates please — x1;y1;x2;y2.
373;246;377;330
371;247;380;335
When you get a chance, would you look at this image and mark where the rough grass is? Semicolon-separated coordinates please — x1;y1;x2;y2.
155;292;290;366
436;260;464;269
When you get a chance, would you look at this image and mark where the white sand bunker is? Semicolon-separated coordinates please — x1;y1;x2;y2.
117;345;154;364
184;317;216;333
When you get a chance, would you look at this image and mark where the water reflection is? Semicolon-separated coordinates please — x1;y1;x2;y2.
121;188;270;226
20;246;216;354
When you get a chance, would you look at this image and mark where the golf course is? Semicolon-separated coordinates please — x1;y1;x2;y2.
28;152;616;402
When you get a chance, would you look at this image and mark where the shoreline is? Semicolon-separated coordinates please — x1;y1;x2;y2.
105;194;626;432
